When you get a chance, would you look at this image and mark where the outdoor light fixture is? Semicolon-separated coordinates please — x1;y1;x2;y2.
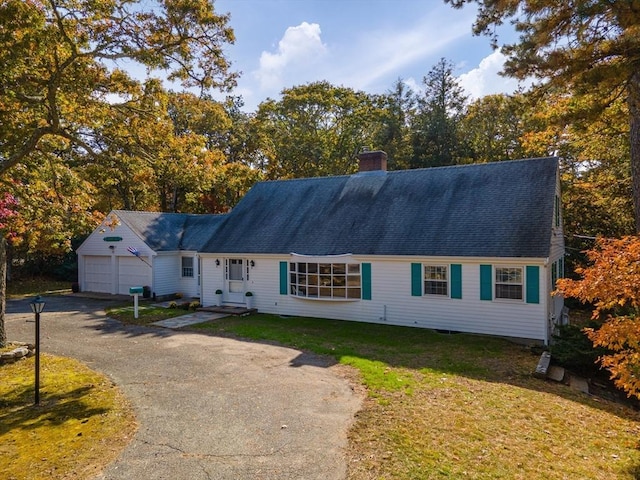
29;295;45;405
215;259;220;266
250;260;255;268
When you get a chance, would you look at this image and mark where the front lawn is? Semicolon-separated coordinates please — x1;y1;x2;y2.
0;354;137;479
193;314;640;479
105;304;188;325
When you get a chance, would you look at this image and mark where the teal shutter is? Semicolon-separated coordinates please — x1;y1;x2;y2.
526;266;540;304
450;264;462;299
480;265;492;301
279;261;288;295
411;263;422;296
362;263;372;300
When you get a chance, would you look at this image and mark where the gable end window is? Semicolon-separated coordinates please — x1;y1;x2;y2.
289;262;361;299
424;265;448;296
181;257;194;278
495;267;523;300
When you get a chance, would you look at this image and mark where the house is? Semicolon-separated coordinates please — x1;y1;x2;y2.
78;152;565;344
198;151;565;344
77;210;225;298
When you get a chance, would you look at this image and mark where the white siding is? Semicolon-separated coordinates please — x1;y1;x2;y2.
77;211;155;294
179;252;200;298
118;256;152;295
153;255;180;297
202;254;549;342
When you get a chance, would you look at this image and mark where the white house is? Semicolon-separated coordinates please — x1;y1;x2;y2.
197;152;565;344
78;152;565;343
77;210;224;298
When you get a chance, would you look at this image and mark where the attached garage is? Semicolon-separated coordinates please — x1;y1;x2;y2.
77;210;224;298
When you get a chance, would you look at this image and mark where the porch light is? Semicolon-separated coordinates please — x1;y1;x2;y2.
250;260;255;268
215;259;220;266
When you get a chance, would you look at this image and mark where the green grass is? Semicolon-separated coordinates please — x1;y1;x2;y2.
6;277;71;298
105;304;187;325
0;354;137;479
193;314;640;479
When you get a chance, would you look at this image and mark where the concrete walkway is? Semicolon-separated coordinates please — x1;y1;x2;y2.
6;295;362;480
151;311;228;329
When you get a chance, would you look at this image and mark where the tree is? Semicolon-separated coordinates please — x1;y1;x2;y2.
555;236;640;399
372;78;416;170
254;81;378;179
0;0;236;345
0;193;18;347
446;0;640;230
0;0;236;174
460;93;527;163
411;58;468;168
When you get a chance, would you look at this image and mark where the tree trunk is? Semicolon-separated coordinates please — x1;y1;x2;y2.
629;71;640;233
0;237;7;348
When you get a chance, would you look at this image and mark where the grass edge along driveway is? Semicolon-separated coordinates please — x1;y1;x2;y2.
191;313;640;480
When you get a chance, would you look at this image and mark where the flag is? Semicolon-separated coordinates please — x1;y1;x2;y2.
127;246;140;257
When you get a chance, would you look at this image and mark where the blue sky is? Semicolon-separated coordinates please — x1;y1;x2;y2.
214;0;523;112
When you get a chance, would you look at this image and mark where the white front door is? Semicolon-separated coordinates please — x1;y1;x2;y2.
225;258;246;303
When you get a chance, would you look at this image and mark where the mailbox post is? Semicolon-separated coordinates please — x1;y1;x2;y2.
129;286;144;318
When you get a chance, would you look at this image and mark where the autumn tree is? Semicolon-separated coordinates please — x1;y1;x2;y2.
411;58;468;168
446;0;640;230
0;0;236;343
556;236;640;399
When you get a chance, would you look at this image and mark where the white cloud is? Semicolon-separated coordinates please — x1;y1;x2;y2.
254;22;328;90
457;50;521;99
337;13;476;91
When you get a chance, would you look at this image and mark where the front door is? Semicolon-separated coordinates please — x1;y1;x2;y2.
225;258;246;303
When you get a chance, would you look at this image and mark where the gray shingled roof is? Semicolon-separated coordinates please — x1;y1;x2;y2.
114;210;225;252
200;157;559;258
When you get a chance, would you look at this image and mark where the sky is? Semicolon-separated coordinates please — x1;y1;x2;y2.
213;0;523;112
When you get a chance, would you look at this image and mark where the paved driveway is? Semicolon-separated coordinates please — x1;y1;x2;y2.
5;295;362;479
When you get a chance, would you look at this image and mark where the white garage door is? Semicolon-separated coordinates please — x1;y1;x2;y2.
84;256;112;293
118;257;152;295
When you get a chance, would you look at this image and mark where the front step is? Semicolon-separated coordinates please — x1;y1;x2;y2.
198;305;257;316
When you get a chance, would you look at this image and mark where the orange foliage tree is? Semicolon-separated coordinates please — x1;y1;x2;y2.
556;236;640;398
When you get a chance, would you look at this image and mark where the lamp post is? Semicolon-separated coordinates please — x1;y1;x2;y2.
30;295;45;405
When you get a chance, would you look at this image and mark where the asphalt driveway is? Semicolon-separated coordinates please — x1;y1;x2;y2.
5;295;362;479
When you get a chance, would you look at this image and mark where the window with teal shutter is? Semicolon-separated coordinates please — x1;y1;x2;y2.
450;264;462;299
411;263;422;296
480;265;492;300
526;266;540;304
362;263;372;300
279;261;288;295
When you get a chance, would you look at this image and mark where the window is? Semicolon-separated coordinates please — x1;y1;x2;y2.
495;267;523;300
424;265;448;296
181;257;194;277
289;262;361;299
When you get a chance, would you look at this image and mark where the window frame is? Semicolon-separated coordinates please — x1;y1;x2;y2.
181;256;194;278
494;266;524;301
289;261;361;300
423;264;449;297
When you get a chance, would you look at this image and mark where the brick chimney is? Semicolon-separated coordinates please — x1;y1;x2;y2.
358;150;387;172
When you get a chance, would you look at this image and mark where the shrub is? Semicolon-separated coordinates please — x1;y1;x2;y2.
550;323;606;377
189;301;201;310
168;301;178;309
